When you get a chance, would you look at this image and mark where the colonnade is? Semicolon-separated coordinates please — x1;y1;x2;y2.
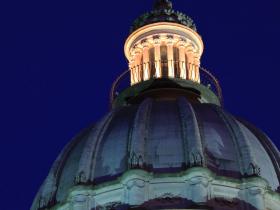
128;34;201;85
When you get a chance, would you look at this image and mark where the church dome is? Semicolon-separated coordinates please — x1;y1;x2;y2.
32;1;280;209
32;95;280;209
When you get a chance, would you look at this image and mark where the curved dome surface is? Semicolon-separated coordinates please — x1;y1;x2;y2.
32;97;280;209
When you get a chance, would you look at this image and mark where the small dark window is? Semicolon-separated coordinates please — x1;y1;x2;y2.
160;45;168;77
149;47;155;78
173;47;180;78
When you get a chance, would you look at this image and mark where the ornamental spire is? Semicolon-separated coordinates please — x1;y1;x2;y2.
153;0;173;10
130;0;196;34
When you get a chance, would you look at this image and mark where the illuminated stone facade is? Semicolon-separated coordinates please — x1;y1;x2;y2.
31;1;280;210
125;22;203;85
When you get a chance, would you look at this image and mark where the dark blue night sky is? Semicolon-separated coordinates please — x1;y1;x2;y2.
1;0;280;209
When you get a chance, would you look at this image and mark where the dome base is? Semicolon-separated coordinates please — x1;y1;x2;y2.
112;78;221;109
47;168;280;210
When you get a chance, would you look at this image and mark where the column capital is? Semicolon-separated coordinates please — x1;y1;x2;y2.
152;35;161;45
177;38;187;47
166;35;175;46
140;39;150;49
133;45;142;55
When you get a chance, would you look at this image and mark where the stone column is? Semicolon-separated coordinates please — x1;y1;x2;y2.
134;49;142;83
190;54;195;81
194;53;200;83
178;39;187;79
129;58;136;85
167;36;175;78
142;40;150;81
186;45;194;81
129;48;137;85
153;36;161;78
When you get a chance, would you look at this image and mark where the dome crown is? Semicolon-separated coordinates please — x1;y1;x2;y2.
130;0;197;33
154;0;173;10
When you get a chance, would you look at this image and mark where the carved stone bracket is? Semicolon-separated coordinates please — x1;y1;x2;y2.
246;162;261;176
189;151;204;167
74;171;88;184
126;179;145;190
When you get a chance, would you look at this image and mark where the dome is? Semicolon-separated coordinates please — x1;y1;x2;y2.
32;96;280;209
32;1;280;209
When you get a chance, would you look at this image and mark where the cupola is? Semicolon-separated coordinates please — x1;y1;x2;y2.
125;0;203;85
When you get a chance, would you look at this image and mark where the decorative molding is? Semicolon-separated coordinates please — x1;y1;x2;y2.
126;179;146;190
50;168;280;210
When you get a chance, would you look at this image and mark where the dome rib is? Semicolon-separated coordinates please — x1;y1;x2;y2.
90;112;115;182
34;125;93;209
76;112;115;184
177;97;205;167
128;98;153;169
93;106;137;181
211;106;260;177
239;119;280;189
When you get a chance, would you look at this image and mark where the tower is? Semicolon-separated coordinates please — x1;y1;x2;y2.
32;1;280;209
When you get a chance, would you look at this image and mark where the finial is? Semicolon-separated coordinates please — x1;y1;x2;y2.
154;0;173;10
130;0;197;33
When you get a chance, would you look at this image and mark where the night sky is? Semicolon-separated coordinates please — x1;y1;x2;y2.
1;0;280;209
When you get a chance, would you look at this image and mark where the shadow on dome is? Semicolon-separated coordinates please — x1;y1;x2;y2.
94;197;260;210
